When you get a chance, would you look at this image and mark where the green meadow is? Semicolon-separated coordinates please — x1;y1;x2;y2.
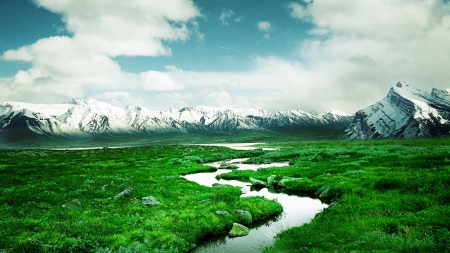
1;137;450;252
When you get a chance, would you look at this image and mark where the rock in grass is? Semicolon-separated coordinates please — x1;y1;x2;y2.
229;223;250;237
142;196;161;205
278;177;303;187
62;199;81;209
267;175;283;186
249;177;267;187
212;183;234;188
215;210;231;216
114;188;133;199
231;210;252;224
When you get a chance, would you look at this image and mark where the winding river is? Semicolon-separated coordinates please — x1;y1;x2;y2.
183;157;328;253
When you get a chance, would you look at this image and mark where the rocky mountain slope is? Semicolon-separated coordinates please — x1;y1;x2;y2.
0;99;353;140
345;82;450;139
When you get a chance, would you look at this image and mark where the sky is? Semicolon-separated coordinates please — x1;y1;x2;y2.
1;0;450;113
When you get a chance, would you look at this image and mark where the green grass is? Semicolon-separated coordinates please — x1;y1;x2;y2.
215;138;450;252
0;145;280;252
2;137;450;252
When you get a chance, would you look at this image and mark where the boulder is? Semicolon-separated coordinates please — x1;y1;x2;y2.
229;223;250;237
142;196;161;205
219;163;239;170
249;177;267;187
101;184;109;192
215;210;231;216
319;187;330;199
231;209;252;224
267;175;283;186
114;188;133;199
278;177;302;188
62;199;81;210
212;183;234;188
278;177;293;187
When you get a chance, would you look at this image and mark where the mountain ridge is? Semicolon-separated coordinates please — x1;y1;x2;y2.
0;100;353;141
345;82;450;139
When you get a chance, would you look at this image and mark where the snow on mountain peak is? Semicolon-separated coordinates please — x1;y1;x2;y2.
1;98;354;138
346;82;450;139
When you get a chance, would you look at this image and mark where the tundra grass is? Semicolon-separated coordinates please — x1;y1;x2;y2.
217;138;450;252
0;145;281;252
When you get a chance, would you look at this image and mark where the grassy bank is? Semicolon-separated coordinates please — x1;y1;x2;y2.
2;137;450;252
0;145;281;252
217;138;450;252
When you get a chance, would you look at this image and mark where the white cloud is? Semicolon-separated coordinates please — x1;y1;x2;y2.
257;21;272;38
220;9;235;26
1;0;201;103
35;0;200;57
257;21;271;32
287;2;309;20
139;71;184;91
94;91;143;108
279;0;450;111
234;15;244;23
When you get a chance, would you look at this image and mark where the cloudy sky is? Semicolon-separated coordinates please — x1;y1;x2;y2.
1;0;450;113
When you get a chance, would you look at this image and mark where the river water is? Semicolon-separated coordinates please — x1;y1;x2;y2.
183;158;328;253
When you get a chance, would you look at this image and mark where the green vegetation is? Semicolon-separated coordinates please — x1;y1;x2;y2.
2;137;450;252
0;145;280;252
217;138;450;252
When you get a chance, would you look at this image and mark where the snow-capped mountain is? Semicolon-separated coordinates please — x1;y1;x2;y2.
345;82;450;139
0;99;353;140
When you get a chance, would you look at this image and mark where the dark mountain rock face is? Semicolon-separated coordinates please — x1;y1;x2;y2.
345;82;450;139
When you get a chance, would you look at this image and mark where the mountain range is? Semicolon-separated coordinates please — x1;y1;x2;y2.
2;82;450;144
0;98;352;142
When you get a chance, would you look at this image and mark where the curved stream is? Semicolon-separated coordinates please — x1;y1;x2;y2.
183;158;328;253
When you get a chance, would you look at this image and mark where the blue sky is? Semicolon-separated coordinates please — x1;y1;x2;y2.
1;0;450;113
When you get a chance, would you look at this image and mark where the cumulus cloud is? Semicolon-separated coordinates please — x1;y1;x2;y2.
1;0;201;102
257;21;272;38
257;21;271;32
287;2;309;20
279;0;450;111
94;91;143;108
35;0;200;57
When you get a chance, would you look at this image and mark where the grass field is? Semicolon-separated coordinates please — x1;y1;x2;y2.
1;137;450;252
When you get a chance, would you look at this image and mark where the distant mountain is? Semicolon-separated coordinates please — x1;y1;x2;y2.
345;82;450;139
0;99;353;141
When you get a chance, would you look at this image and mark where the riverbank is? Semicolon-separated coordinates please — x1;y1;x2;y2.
183;158;327;252
217;138;450;252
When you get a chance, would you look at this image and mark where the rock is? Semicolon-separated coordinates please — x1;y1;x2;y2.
219;163;239;170
215;210;231;216
114;188;133;199
231;209;252;224
229;223;250;237
278;177;303;188
319;187;330;199
267;175;283;186
249;177;267;187
142;196;161;205
62;199;81;209
101;184;108;192
212;183;234;188
278;177;293;187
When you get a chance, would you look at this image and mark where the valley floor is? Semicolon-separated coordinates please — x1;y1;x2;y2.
1;138;450;252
